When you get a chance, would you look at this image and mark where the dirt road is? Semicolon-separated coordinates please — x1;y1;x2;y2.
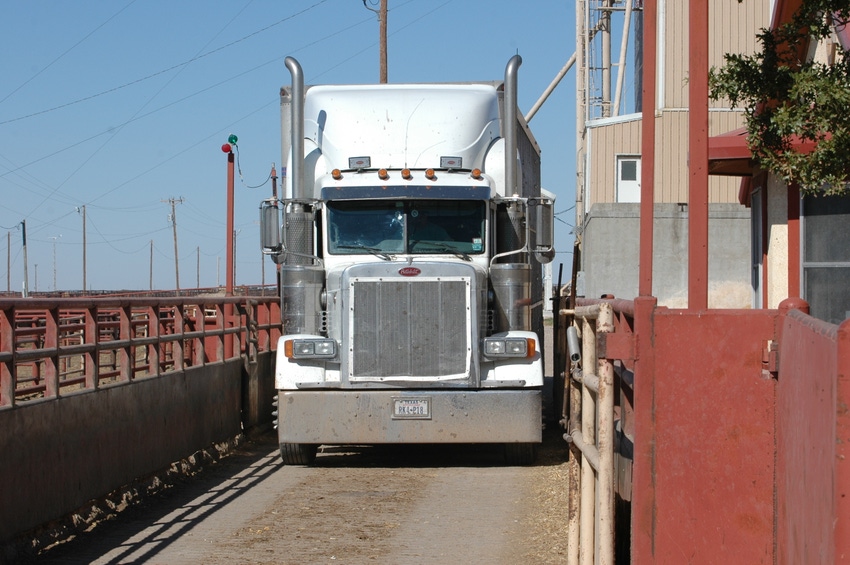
32;426;569;565
29;320;569;565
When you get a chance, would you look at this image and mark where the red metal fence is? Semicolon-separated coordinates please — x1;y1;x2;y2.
556;297;635;565
556;295;850;564
0;296;281;408
776;304;850;563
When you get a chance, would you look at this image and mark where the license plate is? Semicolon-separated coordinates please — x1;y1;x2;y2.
392;397;431;420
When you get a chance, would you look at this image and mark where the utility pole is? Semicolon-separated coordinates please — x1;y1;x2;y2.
49;235;62;291
196;246;200;289
149;240;154;291
79;205;87;293
162;197;184;291
6;231;10;292
362;0;388;83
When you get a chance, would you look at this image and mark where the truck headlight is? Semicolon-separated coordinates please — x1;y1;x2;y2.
284;338;337;359
482;337;535;359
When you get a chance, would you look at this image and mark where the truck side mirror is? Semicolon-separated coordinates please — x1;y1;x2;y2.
260;199;281;252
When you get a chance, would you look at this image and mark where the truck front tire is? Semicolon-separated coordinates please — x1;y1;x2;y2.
279;443;318;465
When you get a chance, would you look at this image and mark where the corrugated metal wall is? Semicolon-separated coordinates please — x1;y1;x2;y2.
587;111;746;205
664;0;771;110
588;118;641;204
583;0;770;207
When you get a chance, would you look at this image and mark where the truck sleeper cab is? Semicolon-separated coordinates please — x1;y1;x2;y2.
261;55;554;466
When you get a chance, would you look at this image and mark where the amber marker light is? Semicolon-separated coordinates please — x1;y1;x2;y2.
425;168;436;180
471;168;482;180
401;168;412;180
525;337;536;358
378;168;389;180
332;169;343;180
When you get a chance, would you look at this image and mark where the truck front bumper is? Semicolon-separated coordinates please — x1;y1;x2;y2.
277;388;542;444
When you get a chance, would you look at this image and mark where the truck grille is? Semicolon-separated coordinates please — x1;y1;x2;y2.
350;278;470;378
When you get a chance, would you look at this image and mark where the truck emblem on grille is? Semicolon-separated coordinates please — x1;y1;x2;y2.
398;267;421;277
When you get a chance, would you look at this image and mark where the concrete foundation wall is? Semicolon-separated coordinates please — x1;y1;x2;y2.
0;351;275;544
582;203;751;307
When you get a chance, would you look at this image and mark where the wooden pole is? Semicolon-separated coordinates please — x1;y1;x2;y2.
162;197;184;291
81;205;87;293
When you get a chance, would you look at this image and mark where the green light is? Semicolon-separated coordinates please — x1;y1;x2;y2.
228;134;238;145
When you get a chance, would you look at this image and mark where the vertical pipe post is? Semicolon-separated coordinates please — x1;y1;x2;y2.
688;0;709;309
119;305;132;382
567;431;581;565
579;315;597;565
226;151;235;297
45;307;59;398
224;146;236;358
639;0;657;297
601;0;612;117
575;0;586;231
613;0;634;116
597;302;616;565
567;315;581;565
84;306;98;389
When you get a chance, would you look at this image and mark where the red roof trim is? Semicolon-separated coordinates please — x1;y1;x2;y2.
709;127;751;160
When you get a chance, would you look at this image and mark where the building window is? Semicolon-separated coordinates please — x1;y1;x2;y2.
802;193;850;324
616;156;641;203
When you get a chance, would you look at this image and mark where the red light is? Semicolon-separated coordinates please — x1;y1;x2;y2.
221;143;232;153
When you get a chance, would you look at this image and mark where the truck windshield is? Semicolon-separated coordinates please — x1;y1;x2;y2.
327;200;485;256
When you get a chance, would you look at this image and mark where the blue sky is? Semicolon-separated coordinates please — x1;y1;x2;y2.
0;0;578;292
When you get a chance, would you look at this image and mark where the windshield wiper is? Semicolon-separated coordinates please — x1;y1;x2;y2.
410;241;471;261
338;244;394;261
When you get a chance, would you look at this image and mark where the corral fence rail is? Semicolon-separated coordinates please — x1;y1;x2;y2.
555;296;635;565
0;296;281;408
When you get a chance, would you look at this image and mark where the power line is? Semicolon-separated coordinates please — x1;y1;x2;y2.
0;0;139;106
1;1;463;290
0;0;332;126
23;1;270;220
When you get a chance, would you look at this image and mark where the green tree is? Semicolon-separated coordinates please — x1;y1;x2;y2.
709;1;850;195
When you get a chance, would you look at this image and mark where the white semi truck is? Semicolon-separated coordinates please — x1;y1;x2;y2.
260;55;554;465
